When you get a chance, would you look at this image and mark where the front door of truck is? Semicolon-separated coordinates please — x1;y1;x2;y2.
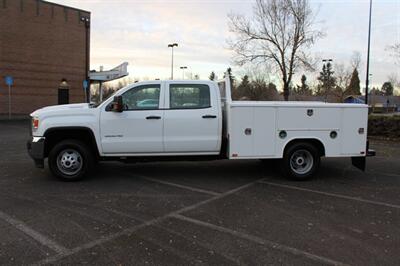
163;82;220;153
100;83;164;154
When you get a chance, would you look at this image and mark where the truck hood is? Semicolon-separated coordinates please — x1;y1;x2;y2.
30;103;90;117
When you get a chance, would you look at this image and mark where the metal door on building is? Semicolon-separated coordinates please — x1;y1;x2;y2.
58;88;69;104
58;79;70;105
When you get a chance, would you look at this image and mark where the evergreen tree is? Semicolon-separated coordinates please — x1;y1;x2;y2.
209;71;216;81
223;67;235;87
233;75;279;101
381;82;394;96
294;74;311;95
265;82;279;100
235;75;250;99
317;62;336;98
346;68;361;95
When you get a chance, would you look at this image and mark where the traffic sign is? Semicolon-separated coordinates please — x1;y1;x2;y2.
4;76;13;119
5;76;13;86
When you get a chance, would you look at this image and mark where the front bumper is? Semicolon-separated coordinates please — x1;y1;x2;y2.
27;136;45;168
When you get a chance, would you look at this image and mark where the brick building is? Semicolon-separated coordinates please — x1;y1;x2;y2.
0;0;90;115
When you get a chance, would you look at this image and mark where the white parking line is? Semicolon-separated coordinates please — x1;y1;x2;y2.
172;214;347;266
138;176;220;196
0;210;68;255
259;181;400;209
35;178;264;265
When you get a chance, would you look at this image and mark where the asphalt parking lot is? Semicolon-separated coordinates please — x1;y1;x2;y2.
0;121;399;265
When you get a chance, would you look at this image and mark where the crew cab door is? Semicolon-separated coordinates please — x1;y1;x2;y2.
100;83;164;154
163;82;220;153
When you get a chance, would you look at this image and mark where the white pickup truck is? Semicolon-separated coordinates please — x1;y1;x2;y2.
27;77;375;181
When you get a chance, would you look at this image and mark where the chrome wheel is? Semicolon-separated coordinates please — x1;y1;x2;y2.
56;149;83;176
289;149;314;175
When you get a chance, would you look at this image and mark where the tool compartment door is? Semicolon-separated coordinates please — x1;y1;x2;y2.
228;105;276;158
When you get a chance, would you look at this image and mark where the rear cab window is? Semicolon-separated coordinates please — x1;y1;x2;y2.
169;84;211;109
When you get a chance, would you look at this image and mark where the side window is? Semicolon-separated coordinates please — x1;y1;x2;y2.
169;84;211;109
121;85;160;110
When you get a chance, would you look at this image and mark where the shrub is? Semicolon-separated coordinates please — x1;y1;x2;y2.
368;115;400;138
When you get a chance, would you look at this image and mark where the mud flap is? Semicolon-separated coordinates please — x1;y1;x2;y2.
351;156;366;171
352;140;376;171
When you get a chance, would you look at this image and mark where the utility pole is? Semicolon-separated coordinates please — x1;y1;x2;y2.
365;0;373;106
180;66;187;79
168;43;178;79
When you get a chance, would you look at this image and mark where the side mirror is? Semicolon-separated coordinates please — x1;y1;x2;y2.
112;96;123;112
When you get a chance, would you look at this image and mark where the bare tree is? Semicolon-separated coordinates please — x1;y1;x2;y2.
333;63;352;101
388;73;400;92
228;0;323;101
387;43;400;64
350;51;362;70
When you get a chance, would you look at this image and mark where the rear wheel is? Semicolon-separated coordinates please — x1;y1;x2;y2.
48;139;93;181
281;142;320;181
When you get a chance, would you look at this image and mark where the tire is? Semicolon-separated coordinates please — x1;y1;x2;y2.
48;139;94;181
281;142;320;181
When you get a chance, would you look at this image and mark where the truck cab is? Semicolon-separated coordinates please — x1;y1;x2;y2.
100;80;222;155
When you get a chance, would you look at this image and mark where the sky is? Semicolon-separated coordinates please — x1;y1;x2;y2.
51;0;399;90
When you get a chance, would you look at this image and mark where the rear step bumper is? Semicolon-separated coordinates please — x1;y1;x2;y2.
367;149;376;157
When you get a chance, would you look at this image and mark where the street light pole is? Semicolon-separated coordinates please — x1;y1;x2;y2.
180;66;187;79
365;0;373;106
369;73;373;107
168;43;178;79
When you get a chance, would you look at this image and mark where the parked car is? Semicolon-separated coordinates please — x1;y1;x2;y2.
136;99;159;108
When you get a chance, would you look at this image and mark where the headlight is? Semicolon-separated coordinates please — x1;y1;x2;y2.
32;117;39;129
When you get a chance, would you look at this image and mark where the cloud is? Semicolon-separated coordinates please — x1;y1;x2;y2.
51;0;399;87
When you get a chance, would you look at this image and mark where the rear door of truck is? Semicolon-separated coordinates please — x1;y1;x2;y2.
163;81;221;153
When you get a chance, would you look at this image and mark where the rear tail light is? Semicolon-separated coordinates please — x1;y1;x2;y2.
32;118;39;129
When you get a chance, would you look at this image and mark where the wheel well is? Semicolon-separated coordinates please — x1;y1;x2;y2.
283;139;326;157
44;127;99;158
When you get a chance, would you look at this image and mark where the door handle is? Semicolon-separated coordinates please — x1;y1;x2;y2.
146;116;161;120
202;115;217;119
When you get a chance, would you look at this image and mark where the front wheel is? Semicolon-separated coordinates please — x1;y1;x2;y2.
281;142;320;181
48;139;93;181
